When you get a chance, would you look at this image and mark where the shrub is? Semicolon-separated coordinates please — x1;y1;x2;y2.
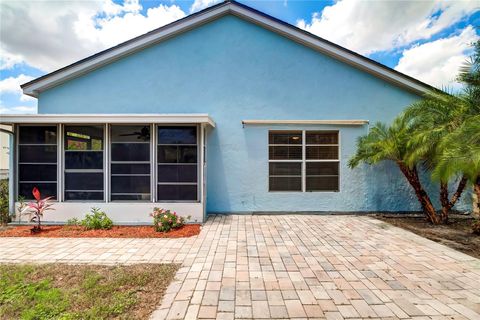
81;208;113;230
473;220;480;235
150;208;189;232
21;187;55;232
0;179;9;225
66;218;80;226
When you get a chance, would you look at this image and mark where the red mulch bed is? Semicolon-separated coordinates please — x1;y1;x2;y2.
0;224;201;238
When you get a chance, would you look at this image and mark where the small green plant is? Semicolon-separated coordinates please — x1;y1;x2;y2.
81;208;113;230
473;220;480;235
66;218;80;226
150;208;189;232
0;179;10;226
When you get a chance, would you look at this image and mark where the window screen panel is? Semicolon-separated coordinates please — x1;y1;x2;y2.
306;176;339;191
111;163;150;175
157;126;198;201
110;125;151;201
158;127;197;144
19;164;57;182
306;146;338;160
306;162;339;176
268;131;302;144
19;145;57;163
65;151;103;170
19;182;57;199
268;146;302;160
19;126;57;144
269;177;302;191
158;164;197;183
18;126;58;200
306;131;338;144
111;143;149;162
269;162;301;176
157;184;197;201
64;125;104;201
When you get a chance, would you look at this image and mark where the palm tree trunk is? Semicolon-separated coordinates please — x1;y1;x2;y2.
439;176;468;223
397;162;440;224
474;176;480;218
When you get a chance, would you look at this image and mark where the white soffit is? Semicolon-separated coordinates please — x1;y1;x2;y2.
21;1;433;97
242;119;369;126
0;114;216;127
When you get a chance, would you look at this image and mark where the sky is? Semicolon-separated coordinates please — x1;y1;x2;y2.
0;0;479;114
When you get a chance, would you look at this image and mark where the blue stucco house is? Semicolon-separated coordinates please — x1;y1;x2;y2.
2;1;444;223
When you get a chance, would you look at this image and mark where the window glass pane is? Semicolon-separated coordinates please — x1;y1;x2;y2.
19;126;57;144
19;164;57;182
269;146;302;160
19;145;57;163
65;173;103;191
111;164;150;174
269;177;301;191
157;185;197;201
111;143;149;162
158;165;197;183
269;131;302;144
158;146;197;163
111;194;151;201
158;127;196;144
306;162;339;176
306;146;338;160
65;191;103;201
269;163;301;176
65;151;103;169
19;183;57;200
306;131;338;144
306;177;339;191
65;126;104;150
111;125;150;142
111;176;150;194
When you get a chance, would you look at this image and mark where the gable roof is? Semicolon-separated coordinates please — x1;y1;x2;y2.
21;0;435;97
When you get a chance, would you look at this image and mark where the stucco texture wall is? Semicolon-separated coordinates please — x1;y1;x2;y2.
38;15;470;213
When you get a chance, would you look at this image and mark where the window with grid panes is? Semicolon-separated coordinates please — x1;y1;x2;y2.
268;130;339;192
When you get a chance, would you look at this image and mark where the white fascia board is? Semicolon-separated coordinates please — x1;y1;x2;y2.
0;113;216;127
22;2;431;97
242;120;369;126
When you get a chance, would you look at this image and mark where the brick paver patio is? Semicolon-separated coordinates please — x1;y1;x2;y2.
1;215;479;319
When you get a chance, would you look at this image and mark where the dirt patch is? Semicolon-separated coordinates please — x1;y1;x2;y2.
0;263;179;319
373;214;480;259
0;224;200;238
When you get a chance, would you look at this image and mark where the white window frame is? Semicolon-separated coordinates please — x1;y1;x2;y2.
16;124;60;201
268;130;340;192
108;124;152;202
155;124;200;203
63;124;106;202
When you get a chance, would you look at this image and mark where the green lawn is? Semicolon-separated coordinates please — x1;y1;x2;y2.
0;263;179;320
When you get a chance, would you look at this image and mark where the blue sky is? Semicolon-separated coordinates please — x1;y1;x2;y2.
1;0;479;114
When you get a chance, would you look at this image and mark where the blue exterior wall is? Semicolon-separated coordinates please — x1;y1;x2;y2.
38;15;469;213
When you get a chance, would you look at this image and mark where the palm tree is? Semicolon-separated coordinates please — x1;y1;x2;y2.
432;115;480;215
348;116;440;224
403;91;469;222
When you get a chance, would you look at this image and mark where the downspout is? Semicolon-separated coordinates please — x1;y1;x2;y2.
0;126;14;219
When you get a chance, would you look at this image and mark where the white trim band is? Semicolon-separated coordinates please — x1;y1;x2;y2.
1;114;216;127
242;119;368;126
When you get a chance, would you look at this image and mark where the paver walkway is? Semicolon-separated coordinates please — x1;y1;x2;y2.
1;215;479;320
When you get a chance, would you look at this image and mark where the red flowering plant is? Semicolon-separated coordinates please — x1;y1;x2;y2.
21;187;55;233
150;207;189;232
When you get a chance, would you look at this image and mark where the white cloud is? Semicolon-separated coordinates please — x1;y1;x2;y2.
0;74;35;102
190;0;221;13
297;0;478;55
0;0;186;72
0;49;24;70
0;105;37;114
395;26;479;89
